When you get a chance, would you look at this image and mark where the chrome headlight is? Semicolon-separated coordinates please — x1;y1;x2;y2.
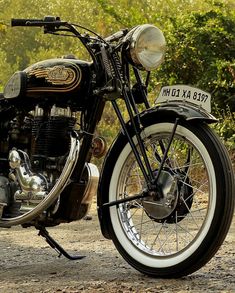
125;24;166;71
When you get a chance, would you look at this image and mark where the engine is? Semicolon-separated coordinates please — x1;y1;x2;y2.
11;105;76;172
0;103;99;226
0;105;77;219
30;106;76;172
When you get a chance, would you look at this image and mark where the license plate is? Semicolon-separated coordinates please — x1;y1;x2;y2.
156;85;211;113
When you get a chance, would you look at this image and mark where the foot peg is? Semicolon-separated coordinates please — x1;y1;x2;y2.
37;226;85;260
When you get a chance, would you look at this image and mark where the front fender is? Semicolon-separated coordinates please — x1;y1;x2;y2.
140;102;217;124
97;102;217;239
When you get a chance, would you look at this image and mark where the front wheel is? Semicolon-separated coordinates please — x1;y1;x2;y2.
104;119;234;277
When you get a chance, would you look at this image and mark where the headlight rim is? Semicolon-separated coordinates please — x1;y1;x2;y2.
124;24;166;71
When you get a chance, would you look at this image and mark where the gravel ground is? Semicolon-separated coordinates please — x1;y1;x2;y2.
0;202;234;293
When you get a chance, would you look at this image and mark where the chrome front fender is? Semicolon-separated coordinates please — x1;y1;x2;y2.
140;102;217;124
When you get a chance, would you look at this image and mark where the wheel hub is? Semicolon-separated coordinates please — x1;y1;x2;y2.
143;170;179;220
142;169;193;223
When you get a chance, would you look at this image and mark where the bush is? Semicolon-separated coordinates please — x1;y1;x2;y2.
156;4;235;111
213;105;235;150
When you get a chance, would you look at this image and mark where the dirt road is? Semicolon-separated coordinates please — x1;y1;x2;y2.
0;203;234;293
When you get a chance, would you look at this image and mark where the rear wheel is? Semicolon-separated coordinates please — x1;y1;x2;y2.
105;119;234;277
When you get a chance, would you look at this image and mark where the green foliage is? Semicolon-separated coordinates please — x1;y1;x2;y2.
156;5;235;109
0;49;16;86
213;105;235;150
0;23;7;34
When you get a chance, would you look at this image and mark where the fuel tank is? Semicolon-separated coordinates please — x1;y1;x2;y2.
4;58;92;107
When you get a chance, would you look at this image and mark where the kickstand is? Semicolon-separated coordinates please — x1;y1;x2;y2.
36;226;85;260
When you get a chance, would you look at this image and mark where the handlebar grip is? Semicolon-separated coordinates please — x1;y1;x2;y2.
11;18;43;27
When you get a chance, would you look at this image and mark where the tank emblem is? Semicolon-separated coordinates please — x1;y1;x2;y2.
28;66;76;85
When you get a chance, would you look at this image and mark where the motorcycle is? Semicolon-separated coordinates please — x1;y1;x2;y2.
0;16;234;278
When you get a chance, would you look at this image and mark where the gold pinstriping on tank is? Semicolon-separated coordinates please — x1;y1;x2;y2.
26;63;82;93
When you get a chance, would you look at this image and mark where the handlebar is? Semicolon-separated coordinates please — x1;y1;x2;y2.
10;15;129;75
12;18;43;26
11;16;128;45
105;29;128;42
11;16;67;27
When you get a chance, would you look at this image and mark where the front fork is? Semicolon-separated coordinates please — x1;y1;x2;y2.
104;99;180;209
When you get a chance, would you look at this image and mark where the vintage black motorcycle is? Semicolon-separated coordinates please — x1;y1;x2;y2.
0;16;234;278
